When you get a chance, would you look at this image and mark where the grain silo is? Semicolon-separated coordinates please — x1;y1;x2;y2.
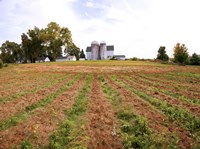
91;41;100;60
100;41;107;60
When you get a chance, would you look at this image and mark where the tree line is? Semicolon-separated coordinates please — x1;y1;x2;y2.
0;22;85;64
156;43;200;65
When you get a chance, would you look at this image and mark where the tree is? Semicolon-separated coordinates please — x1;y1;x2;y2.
156;46;169;61
0;41;22;63
21;27;43;63
80;49;86;59
173;43;189;65
68;43;80;60
190;53;200;65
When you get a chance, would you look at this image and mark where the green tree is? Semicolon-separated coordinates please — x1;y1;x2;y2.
0;59;3;68
190;53;200;65
173;43;189;65
156;46;169;61
21;27;43;63
80;49;85;59
41;22;74;61
0;41;22;63
68;43;80;60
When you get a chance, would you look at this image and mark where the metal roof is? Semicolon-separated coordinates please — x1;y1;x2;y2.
86;47;91;52
107;45;114;51
114;55;126;58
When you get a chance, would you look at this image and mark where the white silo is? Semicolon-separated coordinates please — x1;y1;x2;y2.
100;41;107;60
91;41;100;60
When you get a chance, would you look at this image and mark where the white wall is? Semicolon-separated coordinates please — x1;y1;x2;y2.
107;51;114;59
86;52;92;60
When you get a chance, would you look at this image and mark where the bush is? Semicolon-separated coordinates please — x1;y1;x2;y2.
131;57;138;61
0;59;3;68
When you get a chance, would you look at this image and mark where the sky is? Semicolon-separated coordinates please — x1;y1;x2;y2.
0;0;200;59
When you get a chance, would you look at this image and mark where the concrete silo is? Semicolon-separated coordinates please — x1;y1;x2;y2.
100;41;107;60
91;41;100;60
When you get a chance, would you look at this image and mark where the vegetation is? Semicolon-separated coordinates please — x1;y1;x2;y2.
0;58;3;68
156;46;169;61
190;53;200;65
1;61;200;148
173;43;189;65
0;22;79;63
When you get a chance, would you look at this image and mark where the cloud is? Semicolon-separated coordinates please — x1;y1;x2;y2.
0;0;200;59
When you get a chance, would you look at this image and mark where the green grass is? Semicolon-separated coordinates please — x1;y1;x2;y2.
0;74;81;130
99;75;178;149
47;74;93;149
111;75;200;147
32;60;169;67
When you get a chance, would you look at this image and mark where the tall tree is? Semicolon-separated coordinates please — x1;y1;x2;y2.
173;43;189;65
21;27;43;63
80;49;86;59
68;43;80;60
156;46;169;61
0;41;22;63
190;53;200;65
41;22;74;61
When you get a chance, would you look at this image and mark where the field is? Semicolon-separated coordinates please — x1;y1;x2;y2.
0;61;200;149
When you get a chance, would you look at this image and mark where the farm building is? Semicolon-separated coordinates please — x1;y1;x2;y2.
86;41;114;60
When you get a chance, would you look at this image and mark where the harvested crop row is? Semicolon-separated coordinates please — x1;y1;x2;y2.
138;73;200;94
107;75;194;148
122;75;200;116
47;74;93;148
0;74;71;122
0;73;65;100
0;74;85;149
99;75;178;148
0;71;62;91
0;74;81;131
0;73;68;103
132;74;200;105
84;75;122;149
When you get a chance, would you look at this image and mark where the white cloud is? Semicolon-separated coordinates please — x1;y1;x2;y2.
0;0;200;58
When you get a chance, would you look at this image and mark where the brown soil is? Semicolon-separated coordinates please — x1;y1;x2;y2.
137;74;200;97
0;75;71;122
85;75;122;149
122;75;200;117
0;73;60;99
105;75;194;149
0;75;86;149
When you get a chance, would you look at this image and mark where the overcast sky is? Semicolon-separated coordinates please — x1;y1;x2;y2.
0;0;200;58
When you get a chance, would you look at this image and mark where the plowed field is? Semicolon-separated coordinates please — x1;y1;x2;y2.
0;61;200;149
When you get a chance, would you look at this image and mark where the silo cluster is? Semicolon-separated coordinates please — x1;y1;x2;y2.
91;41;107;60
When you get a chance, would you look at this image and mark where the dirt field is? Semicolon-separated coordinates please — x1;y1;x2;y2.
0;61;200;149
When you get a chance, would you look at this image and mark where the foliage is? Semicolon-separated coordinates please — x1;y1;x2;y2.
173;43;189;65
80;49;86;59
190;53;200;65
130;57;138;61
20;140;32;149
0;58;3;68
156;46;169;61
48;75;93;148
0;41;22;63
67;43;80;60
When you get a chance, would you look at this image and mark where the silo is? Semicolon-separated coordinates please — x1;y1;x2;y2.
100;41;107;60
91;41;100;60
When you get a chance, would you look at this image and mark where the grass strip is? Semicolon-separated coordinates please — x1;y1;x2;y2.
0;74;81;131
47;74;93;149
98;75;178;149
0;74;69;103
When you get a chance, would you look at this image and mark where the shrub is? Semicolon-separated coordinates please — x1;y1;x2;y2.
0;59;3;68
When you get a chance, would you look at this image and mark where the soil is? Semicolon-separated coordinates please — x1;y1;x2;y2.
0;75;86;149
105;75;194;149
85;75;122;149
